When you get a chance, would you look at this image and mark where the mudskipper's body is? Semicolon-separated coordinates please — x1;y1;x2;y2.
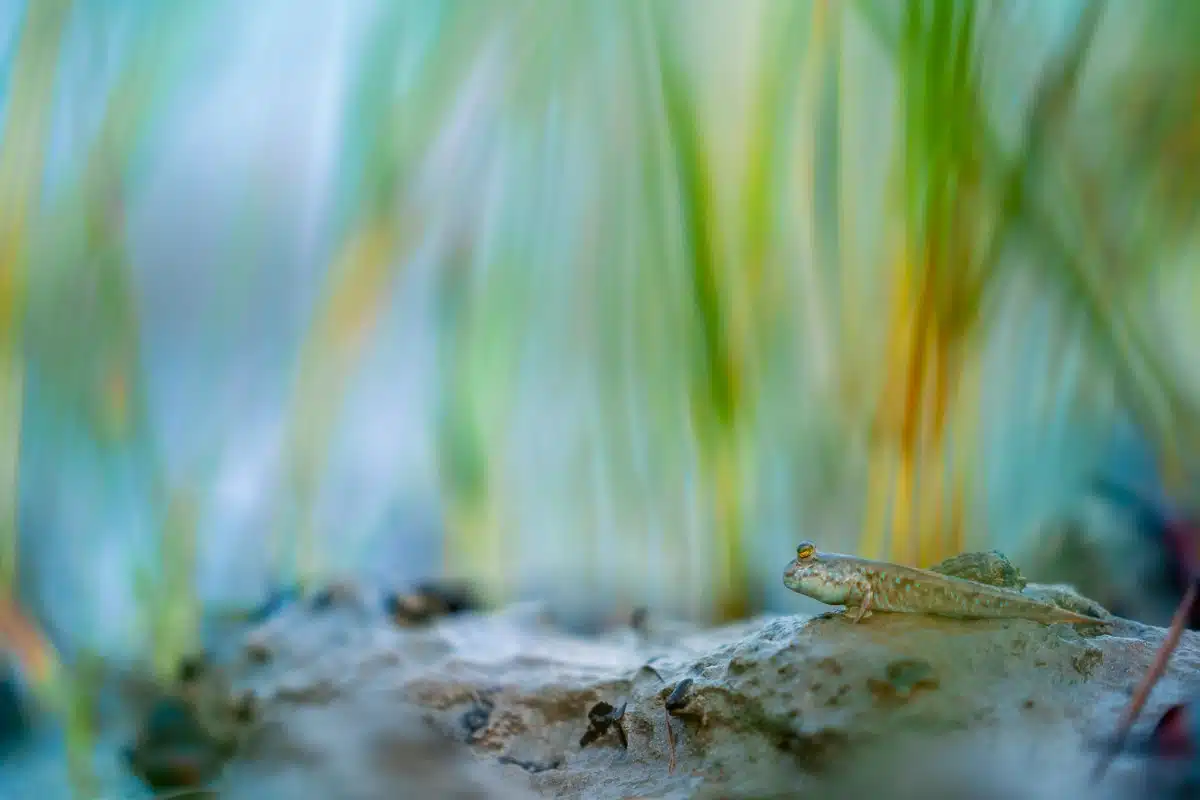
782;541;1108;626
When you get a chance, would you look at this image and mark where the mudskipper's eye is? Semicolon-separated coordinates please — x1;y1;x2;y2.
796;541;816;560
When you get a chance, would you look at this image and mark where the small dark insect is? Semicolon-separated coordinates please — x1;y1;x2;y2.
666;678;693;713
665;678;694;775
579;700;628;749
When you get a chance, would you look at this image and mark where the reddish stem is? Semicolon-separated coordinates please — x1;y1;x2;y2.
1093;581;1198;782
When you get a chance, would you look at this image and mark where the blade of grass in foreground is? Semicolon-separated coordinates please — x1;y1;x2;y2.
0;0;73;602
621;0;700;616
650;6;752;620
858;0;1194;485
854;0;1124;564
861;0;986;565
274;3;495;589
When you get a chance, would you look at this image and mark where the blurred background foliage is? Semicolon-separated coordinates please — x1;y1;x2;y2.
0;0;1198;712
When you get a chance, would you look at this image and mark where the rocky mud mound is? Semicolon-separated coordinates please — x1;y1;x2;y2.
122;570;1198;799
8;556;1199;798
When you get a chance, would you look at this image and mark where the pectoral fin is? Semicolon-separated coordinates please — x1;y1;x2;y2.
850;586;874;624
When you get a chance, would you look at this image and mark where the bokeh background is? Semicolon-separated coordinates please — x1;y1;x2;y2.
1;0;1199;716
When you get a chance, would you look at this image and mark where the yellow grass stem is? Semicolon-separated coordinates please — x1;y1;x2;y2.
274;218;402;587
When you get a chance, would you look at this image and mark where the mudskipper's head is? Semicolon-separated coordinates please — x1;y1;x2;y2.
782;540;850;604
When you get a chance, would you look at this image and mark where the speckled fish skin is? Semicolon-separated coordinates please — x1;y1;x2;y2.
783;546;1107;625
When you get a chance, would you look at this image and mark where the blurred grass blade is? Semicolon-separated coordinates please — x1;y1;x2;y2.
0;0;74;598
650;6;751;620
273;2;481;586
